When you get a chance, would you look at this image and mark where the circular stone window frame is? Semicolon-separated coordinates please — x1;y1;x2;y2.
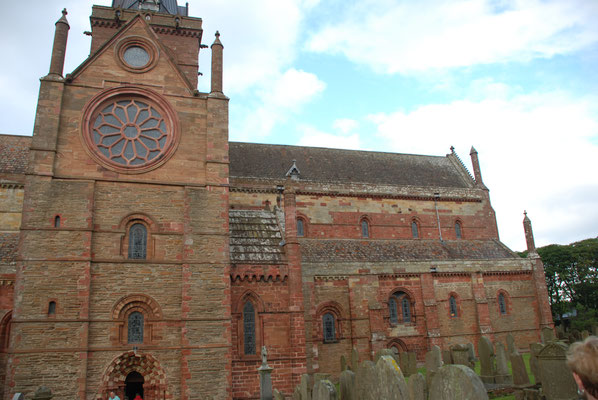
115;35;159;73
81;86;180;174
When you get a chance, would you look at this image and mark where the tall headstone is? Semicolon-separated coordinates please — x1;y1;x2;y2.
32;387;53;400
292;386;301;400
506;333;516;354
339;370;356;400
313;373;330;389
354;361;376;400
442;349;453;365
408;352;417;376
351;348;359;372
541;327;556;344
467;342;477;362
510;349;531;387
341;354;348;371
429;365;489;400
478;336;496;384
494;342;512;384
273;389;285;400
374;356;409;400
259;346;274;400
537;342;577;400
425;345;443;388
375;348;399;364
407;372;427;400
300;374;312;400
312;380;337;400
529;343;543;385
399;351;409;376
450;344;471;367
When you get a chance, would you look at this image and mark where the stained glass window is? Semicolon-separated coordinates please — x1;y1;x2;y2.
455;221;462;239
128;312;144;343
361;219;369;238
411;221;419;238
402;298;411;322
297;219;304;237
449;296;458;317
323;313;335;342
389;297;398;324
243;302;256;355
498;293;507;315
48;301;56;315
128;223;147;259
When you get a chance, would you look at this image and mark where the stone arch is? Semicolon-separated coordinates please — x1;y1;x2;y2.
315;301;344;342
111;294;162;345
387;338;408;353
98;351;170;400
119;213;159;259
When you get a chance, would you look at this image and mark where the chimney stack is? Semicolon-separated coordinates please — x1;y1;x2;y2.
48;9;70;78
210;31;223;94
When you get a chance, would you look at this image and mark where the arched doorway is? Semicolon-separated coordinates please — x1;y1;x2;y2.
125;371;144;400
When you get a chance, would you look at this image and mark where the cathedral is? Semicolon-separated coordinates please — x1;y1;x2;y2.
0;1;553;399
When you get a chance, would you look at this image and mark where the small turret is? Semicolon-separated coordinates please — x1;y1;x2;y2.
469;146;486;188
210;31;223;95
523;211;537;255
48;9;70;78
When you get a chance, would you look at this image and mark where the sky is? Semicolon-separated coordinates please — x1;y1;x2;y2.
0;0;597;251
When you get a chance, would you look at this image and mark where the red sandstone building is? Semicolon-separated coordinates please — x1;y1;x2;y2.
0;1;553;399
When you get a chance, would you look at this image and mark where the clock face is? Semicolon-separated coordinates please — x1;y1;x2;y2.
81;87;179;173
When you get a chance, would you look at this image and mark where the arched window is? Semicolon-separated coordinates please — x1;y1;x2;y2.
128;311;144;343
361;219;369;238
54;215;61;228
411;221;419;238
243;301;256;355
128;223;147;259
389;291;413;324
297;218;304;237
449;296;458;317
323;313;335;343
498;292;507;315
455;221;462;239
48;301;56;315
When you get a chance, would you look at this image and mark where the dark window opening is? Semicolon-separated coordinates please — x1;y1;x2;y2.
411;221;419;238
361;219;369;238
323;313;335;342
128;223;147;259
127;311;144;343
402;298;411;322
243;301;256;355
455;221;462;239
125;371;144;400
389;291;412;324
498;293;507;315
54;215;61;228
449;296;458;317
48;301;56;315
297;219;304;237
389;297;398;324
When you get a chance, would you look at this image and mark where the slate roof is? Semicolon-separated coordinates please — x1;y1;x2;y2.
0;134;31;176
229;210;284;263
299;239;517;263
111;0;188;16
229;142;472;188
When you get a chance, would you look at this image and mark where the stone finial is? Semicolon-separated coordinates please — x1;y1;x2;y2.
469;145;486;188
210;31;224;94
57;8;69;26
48;8;70;78
450;146;455;153
523;211;537;255
212;31;223;46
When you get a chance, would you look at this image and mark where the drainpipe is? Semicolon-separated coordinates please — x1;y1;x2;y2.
434;193;443;241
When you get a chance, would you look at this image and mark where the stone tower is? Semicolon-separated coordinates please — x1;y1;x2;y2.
6;2;231;399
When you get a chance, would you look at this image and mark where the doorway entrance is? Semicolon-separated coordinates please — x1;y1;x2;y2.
125;371;144;400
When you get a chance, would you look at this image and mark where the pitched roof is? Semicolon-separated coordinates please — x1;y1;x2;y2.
229;142;472;188
0;134;31;177
299;239;517;263
229;210;284;263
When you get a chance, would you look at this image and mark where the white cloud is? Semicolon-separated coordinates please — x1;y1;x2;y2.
333;118;359;134
368;88;598;249
307;0;598;73
296;125;363;150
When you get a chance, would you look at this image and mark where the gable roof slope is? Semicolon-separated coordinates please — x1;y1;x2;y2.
229;142;473;188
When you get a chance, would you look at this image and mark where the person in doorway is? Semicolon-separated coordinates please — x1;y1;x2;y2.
109;391;121;400
566;336;598;400
133;394;143;400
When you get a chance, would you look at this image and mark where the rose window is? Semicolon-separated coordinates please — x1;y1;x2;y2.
82;87;179;173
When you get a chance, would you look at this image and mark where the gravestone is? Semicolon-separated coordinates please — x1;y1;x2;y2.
32;387;52;400
510;349;531;387
441;349;453;365
408;352;417;376
312;380;337;400
541;327;556;344
467;342;477;362
300;374;311;400
341;354;348;371
529;343;543;385
274;389;285;400
407;372;426;400
425;345;443;388
374;356;409;400
11;395;24;400
450;344;471;367
399;351;409;376
506;333;516;354
537;342;577;400
339;370;356;400
581;330;589;340
292;386;301;400
478;336;496;384
375;348;398;364
495;342;512;384
429;365;489;400
258;346;274;400
313;373;330;389
351;348;359;371
354;361;376;400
